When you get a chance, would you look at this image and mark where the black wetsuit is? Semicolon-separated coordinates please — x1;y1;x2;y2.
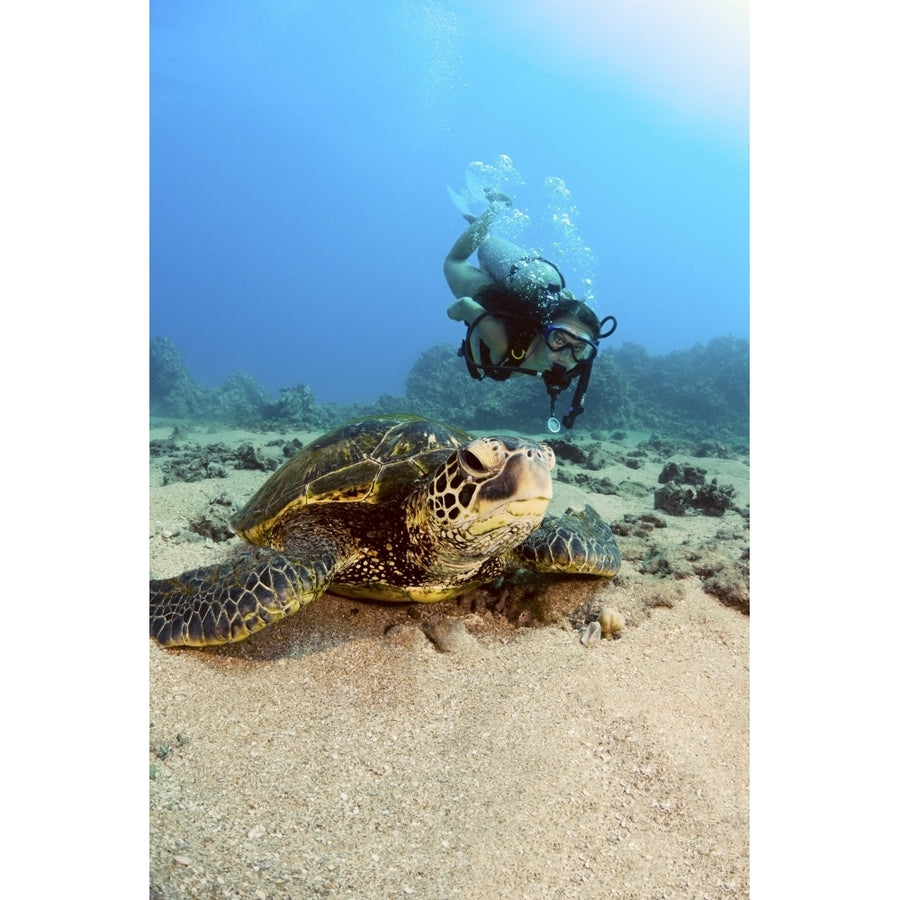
459;284;545;382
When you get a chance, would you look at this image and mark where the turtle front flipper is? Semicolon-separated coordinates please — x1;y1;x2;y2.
514;505;621;578
150;544;340;648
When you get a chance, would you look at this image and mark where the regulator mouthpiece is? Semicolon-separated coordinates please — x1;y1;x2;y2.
546;416;561;434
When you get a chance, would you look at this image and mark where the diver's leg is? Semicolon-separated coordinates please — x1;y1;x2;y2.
444;204;505;299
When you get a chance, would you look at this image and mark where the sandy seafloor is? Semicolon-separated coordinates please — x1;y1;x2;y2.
149;420;749;899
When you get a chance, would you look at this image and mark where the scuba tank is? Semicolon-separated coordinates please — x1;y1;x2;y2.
477;235;567;306
477;235;531;285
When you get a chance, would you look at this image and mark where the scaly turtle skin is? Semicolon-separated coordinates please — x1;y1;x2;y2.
150;415;620;647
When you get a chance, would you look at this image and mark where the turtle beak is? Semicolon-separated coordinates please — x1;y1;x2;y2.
467;444;553;535
476;443;553;504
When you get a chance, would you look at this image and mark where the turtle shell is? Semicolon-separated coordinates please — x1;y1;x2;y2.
230;415;473;546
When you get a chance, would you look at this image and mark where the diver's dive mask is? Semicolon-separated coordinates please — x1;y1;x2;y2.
543;325;599;362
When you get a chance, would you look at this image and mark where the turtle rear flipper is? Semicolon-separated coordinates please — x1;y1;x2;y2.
515;505;621;578
150;544;340;647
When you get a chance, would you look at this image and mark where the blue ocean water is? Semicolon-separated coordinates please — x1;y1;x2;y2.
150;0;748;406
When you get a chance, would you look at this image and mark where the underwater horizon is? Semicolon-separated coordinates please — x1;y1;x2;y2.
150;0;748;406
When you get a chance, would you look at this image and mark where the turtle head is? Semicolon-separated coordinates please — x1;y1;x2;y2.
422;435;555;560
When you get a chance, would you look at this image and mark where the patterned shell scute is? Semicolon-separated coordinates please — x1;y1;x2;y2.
231;416;472;538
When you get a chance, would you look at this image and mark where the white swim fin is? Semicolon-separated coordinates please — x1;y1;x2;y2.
464;167;486;200
446;184;476;223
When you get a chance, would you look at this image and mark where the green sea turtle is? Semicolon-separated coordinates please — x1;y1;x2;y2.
150;415;620;647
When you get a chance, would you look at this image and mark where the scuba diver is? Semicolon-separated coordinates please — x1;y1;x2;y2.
444;192;617;431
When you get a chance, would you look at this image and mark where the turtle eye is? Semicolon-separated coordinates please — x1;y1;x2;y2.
459;449;488;475
458;440;505;476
